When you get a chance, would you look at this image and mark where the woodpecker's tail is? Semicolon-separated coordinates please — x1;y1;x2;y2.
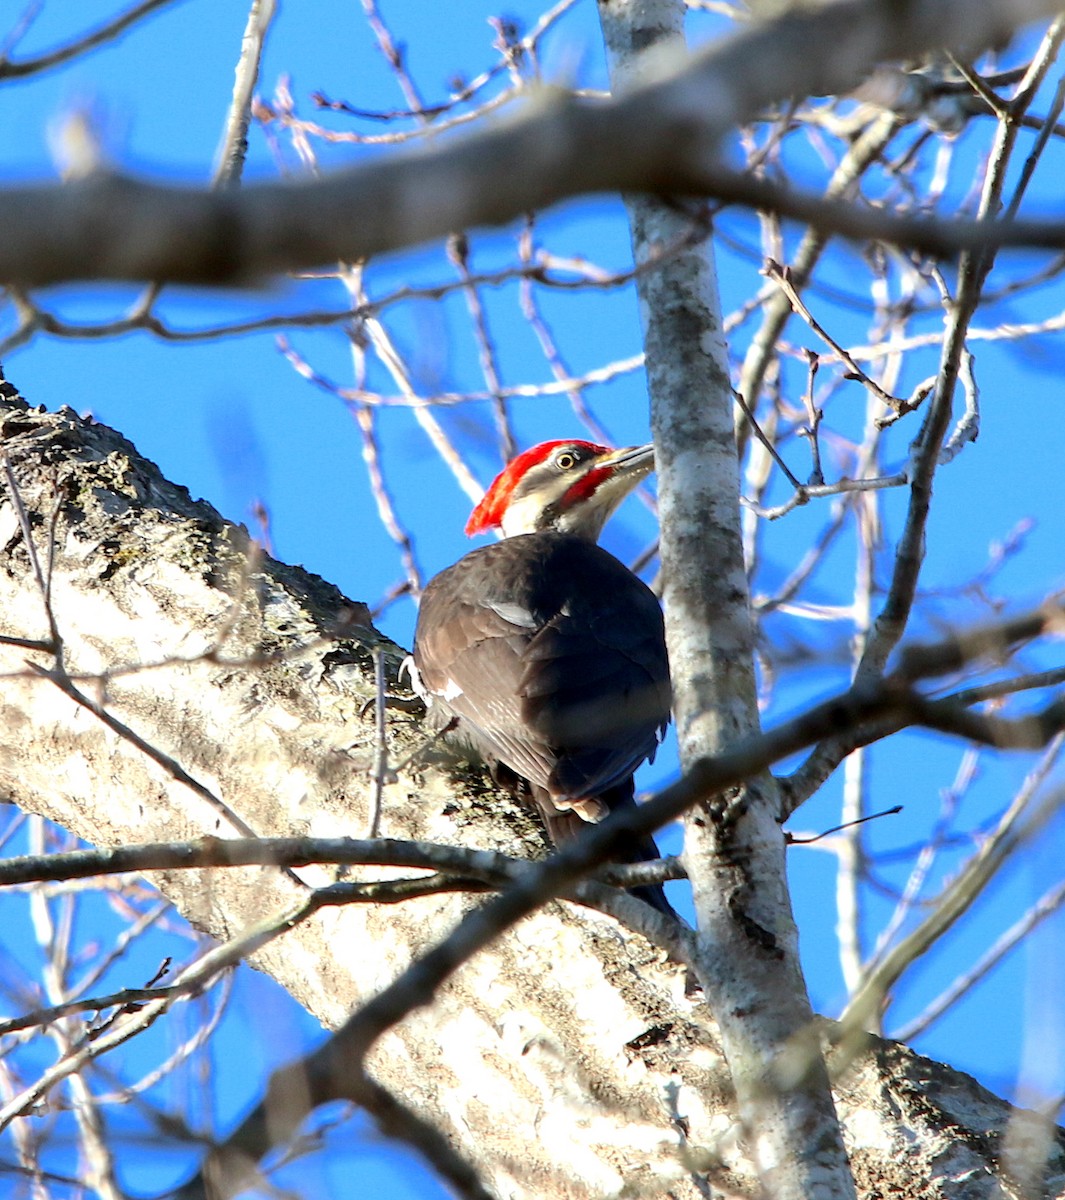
526;781;677;920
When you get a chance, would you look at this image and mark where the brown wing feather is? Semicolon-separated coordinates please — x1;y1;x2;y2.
413;532;670;803
415;600;561;790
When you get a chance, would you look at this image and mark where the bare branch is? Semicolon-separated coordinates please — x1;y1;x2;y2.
894;873;1065;1040
0;832;689;896
213;0;278;189
840;738;1065;1040
0;0;185;80
764;260;908;414
0;0;1063;285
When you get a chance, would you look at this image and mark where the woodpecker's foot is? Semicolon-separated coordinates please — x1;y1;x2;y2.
357;652;424;715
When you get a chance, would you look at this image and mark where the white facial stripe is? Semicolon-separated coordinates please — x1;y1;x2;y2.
499;492;548;538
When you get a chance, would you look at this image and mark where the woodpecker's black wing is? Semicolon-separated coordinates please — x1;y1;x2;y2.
413;531;670;805
413;531;673;916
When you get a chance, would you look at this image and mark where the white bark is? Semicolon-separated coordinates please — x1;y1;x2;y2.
1;389;1063;1196
599;2;855;1197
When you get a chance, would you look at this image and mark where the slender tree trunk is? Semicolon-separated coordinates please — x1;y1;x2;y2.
598;3;856;1196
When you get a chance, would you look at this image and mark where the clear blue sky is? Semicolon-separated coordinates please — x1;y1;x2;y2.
3;1;1065;1194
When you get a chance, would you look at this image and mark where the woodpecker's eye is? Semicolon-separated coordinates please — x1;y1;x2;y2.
554;450;578;471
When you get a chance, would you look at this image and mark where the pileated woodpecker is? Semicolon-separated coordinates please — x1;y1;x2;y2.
410;439;674;916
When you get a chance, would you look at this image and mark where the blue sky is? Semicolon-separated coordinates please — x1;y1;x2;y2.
2;1;1065;1194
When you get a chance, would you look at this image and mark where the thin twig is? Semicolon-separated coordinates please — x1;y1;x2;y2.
764;260;908;413
214;0;278;188
29;662;271;845
367;647;389;838
0;0;184;80
840;736;1065;1037
1;452;60;651
894;873;1065;1041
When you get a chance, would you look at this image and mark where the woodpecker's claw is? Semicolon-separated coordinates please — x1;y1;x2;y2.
398;653;426;699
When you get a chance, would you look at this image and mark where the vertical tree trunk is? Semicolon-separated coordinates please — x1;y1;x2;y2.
597;3;856;1195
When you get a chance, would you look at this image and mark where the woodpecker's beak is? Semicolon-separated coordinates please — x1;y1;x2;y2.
597;442;654;479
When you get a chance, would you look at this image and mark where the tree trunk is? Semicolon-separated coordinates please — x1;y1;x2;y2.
599;1;856;1196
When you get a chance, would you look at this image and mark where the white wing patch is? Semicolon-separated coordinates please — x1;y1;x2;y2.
486;600;538;629
402;655;463;704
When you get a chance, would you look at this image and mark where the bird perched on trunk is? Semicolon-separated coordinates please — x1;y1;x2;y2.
409;439;674;917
